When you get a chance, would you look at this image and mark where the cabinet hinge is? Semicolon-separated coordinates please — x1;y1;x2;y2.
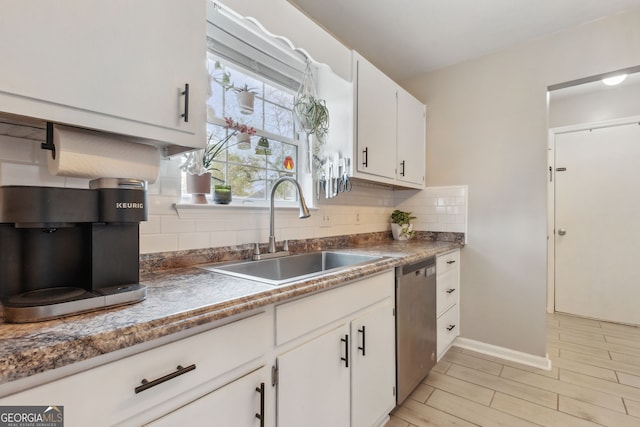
393;386;396;396
271;362;279;387
392;307;396;317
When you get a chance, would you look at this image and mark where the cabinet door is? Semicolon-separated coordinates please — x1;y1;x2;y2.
397;88;425;187
277;324;350;427
354;53;397;180
146;367;269;426
0;0;206;150
351;299;396;427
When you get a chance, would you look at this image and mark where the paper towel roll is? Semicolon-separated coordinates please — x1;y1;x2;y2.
48;125;160;183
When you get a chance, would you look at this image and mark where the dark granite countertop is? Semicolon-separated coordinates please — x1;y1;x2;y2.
0;240;460;392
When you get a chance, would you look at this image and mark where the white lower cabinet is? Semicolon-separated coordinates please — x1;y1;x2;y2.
275;271;396;427
0;271;397;427
147;366;270;426
0;311;271;426
277;324;351;427
436;249;461;359
351;300;396;427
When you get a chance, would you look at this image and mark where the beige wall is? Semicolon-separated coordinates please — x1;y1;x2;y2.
403;7;640;356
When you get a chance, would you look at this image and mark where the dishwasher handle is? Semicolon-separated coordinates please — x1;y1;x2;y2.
398;257;436;277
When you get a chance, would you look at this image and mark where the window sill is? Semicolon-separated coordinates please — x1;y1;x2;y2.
173;201;318;219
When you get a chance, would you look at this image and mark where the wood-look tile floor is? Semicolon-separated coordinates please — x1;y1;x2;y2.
386;312;640;426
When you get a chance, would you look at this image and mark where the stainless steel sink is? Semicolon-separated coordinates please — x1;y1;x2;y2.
201;251;384;286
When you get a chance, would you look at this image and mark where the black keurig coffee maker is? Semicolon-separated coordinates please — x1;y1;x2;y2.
0;179;147;323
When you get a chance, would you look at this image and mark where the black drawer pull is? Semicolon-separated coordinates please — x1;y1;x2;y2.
400;160;405;176
341;334;349;367
362;147;368;167
358;326;366;356
446;324;456;332
180;83;190;123
446;288;456;294
255;382;265;427
446;260;456;265
135;364;196;394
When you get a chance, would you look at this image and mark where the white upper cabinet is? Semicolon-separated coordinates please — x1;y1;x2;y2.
354;53;398;181
0;0;206;154
397;88;426;186
352;51;425;189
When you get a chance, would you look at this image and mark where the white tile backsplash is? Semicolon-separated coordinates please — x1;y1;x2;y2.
395;185;468;242
0;133;468;254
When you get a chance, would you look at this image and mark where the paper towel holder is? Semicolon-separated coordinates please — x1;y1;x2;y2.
40;122;56;159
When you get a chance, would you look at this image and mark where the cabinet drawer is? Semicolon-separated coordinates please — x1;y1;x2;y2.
1;312;271;426
437;304;459;358
437;268;459;316
437;250;460;275
275;271;394;346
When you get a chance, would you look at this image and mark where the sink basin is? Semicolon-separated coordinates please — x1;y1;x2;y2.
201;251;384;286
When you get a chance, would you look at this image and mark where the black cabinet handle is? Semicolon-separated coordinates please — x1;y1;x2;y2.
446;260;456;265
362;147;368;168
181;83;190;123
255;382;265;427
446;324;456;332
341;334;349;367
446;288;456;294
135;364;196;394
358;326;366;356
400;160;405;177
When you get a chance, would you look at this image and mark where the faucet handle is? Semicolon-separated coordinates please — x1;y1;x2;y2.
282;240;289;251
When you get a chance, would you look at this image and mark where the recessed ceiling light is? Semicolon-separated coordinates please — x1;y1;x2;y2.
602;74;628;86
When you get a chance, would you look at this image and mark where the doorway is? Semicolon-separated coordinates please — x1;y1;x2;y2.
552;121;640;325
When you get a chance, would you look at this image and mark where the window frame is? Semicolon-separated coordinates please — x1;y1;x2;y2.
180;57;307;207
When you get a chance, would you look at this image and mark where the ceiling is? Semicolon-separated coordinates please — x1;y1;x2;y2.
287;0;640;81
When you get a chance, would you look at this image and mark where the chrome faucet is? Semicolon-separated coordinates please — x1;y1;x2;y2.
267;177;310;254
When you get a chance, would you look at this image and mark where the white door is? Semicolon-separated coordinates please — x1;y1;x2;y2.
351;300;396;427
277;324;350;427
555;122;640;325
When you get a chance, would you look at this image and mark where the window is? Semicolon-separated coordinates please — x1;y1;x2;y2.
181;3;310;205
204;55;300;202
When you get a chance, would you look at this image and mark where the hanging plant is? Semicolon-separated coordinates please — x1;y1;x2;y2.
230;83;258;115
294;61;330;142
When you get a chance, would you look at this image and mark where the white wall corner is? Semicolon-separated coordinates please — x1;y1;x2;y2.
453;337;552;371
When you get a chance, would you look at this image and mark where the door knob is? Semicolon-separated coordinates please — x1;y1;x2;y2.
558;229;566;236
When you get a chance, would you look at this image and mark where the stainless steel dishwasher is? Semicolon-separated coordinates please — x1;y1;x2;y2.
395;256;437;405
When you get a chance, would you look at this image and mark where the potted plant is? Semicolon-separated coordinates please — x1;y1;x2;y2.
208;60;232;93
293;62;329;142
391;209;416;240
294;94;329;141
230;83;258;115
207;61;257;116
181;117;256;204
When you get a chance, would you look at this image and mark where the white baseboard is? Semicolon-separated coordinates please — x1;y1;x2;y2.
453;337;552;371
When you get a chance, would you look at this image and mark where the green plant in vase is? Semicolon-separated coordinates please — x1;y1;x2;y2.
390;209;416;240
